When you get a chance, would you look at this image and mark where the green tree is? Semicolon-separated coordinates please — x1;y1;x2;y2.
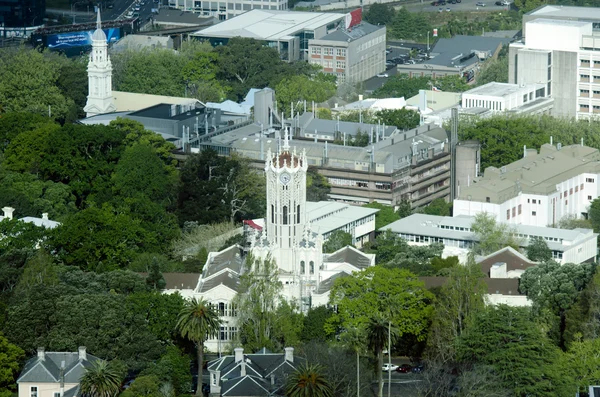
140;346;192;396
306;169;331;201
372;74;430;99
426;260;487;363
397;199;412;218
145;261;166;290
286;363;333;397
364;3;395;25
0;47;75;123
384;242;444;276
176;298;221;396
520;261;595;347
435;75;470;92
457;305;569;397
322;230;353;253
0;112;54;153
367;312;399;397
276;74;337;115
375;108;420;131
121;375;161;397
421;198;451;216
272;300;304;349
126;292;185;343
0;333;24;397
477;55;508;86
470;212;520;255
364;229;407;265
525;236;552;262
234;255;283;351
300;306;333;343
80;360;124;397
558;338;600;396
589;198;600;232
363;202;400;229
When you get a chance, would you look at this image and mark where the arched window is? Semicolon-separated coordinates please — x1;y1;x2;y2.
218;302;226;316
297;205;301;223
309;261;315;274
283;206;288;225
271;204;274;223
300;261;305;274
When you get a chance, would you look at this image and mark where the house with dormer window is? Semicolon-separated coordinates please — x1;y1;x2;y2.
16;347;100;397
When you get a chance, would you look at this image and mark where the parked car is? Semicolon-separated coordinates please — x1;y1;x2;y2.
438;7;443;11
476;1;486;5
446;7;451;11
377;73;389;78
495;1;502;4
396;364;412;373
412;364;424;373
382;364;398;372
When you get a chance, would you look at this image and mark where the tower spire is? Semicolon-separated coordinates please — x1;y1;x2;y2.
96;7;102;30
282;127;290;152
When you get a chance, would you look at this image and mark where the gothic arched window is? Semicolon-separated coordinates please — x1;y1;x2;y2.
271;204;275;223
309;261;315;274
282;206;288;225
297;205;300;223
300;261;305;274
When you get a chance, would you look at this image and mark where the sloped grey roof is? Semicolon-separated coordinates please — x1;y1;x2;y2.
203;245;244;279
324;246;372;269
476;246;537;277
315;272;350;294
198;271;240;293
18;352;100;384
317;22;383;42
428;35;510;68
222;376;270;396
63;385;80;397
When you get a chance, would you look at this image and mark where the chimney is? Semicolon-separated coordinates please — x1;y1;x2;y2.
209;369;221;395
234;347;244;363
37;347;45;361
2;206;14;220
270;374;275;386
60;361;65;397
78;346;87;361
358;94;364;101
240;359;246;377
42;213;49;220
284;347;294;363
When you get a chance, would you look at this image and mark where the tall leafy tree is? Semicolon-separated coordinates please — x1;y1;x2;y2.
80;360;124;397
322;230;353;253
0;333;24;397
176;298;221;396
367;312;398;397
470;212;520;255
364;3;395;25
457;305;570;397
362;202;399;229
525;236;552;262
375;108;420;131
286;363;333;397
275;74;337;115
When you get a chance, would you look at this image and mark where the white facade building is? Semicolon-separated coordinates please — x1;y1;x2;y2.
181;132;375;352
508;6;600;119
83;10;116;118
461;82;552;114
454;143;600;228
168;0;288;20
382;213;598;264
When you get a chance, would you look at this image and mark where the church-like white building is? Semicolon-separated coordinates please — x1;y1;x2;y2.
83;11;116;117
187;133;376;352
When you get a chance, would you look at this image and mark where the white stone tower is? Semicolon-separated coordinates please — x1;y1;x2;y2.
83;9;116;117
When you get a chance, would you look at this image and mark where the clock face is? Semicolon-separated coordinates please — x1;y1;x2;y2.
280;173;291;185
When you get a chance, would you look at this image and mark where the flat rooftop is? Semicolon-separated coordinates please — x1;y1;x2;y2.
526;17;591;27
314;21;383;42
192;9;344;40
307;201;379;235
528;5;600;20
458;144;600;203
463;82;539;98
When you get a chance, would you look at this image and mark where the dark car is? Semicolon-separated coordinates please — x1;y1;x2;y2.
396;364;412;373
412;364;424;373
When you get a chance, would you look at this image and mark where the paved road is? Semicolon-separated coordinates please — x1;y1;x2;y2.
404;0;512;13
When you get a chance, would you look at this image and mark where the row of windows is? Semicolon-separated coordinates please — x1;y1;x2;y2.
270;204;301;225
439;225;470;232
310;47;346;57
299;260;315;274
506;204;523;220
356;34;385;52
318;60;346;69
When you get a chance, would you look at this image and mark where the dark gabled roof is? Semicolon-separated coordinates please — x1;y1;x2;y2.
18;352;100;384
315;272;350;294
428;35;510;68
63;385;80;397
222;376;270;396
203;245;244;278
477;246;537;277
324;246;372;269
139;273;200;290
198;270;240;293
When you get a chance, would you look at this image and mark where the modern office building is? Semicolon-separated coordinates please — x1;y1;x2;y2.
307;11;385;83
453;143;600;228
461;82;554;115
168;0;287;20
191;10;345;60
0;0;45;37
382;213;598;264
508;5;600;119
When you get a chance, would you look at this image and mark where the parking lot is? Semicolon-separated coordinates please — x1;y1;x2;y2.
405;0;512;13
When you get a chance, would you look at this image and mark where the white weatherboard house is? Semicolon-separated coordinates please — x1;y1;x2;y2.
454;143;600;228
174;132;375;352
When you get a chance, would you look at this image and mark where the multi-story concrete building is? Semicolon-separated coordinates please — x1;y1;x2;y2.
454;143;600;227
508;5;600;119
308;21;386;83
383;213;598;264
192;10;345;59
168;0;288;20
461;82;553;115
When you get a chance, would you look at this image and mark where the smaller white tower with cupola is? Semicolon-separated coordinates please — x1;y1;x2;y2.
83;9;116;117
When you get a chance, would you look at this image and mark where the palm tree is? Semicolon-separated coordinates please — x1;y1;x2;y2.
79;360;123;397
340;327;366;397
367;312;398;397
286;363;334;397
176;297;221;396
